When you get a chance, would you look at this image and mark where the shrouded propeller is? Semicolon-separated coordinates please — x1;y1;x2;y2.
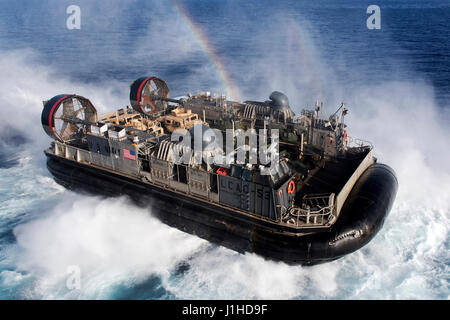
129;76;170;116
41;94;97;142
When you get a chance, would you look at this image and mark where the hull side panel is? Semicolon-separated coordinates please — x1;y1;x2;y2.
46;155;398;264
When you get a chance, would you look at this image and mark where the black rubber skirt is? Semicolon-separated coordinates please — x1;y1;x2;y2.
46;154;398;265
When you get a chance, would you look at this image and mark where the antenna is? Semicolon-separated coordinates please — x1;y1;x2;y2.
314;100;320;125
320;101;325;120
340;103;348;126
331;102;344;118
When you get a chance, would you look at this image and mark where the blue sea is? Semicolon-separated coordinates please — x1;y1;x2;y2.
0;0;449;299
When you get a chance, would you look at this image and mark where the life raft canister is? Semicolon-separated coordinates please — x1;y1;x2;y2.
287;180;296;194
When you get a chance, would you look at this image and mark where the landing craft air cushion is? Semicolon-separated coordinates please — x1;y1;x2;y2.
41;76;398;264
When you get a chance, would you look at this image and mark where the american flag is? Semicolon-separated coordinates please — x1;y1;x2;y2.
123;148;136;161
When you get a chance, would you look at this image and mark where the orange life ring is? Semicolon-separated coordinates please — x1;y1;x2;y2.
287;180;295;194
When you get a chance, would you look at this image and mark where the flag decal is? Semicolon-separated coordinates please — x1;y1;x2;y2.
123;148;136;161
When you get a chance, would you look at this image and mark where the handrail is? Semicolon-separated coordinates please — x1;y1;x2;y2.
281;193;336;227
347;136;373;149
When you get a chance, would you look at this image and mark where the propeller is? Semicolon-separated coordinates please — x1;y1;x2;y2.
42;95;97;142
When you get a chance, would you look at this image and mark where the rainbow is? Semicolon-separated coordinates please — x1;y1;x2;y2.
172;1;241;101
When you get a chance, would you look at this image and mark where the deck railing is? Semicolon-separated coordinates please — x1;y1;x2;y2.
281;193;336;228
347;136;373;152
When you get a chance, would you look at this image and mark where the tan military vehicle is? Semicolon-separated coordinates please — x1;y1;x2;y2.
157;107;207;133
98;107;164;135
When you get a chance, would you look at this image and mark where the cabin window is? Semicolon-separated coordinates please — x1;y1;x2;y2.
178;165;187;184
210;173;218;193
141;160;150;172
172;164;179;181
242;169;252;182
231;165;242;178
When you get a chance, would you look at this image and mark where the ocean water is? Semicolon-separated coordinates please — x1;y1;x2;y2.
0;0;449;299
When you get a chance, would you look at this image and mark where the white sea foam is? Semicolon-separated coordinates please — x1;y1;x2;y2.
0;49;128;147
11;195;206;299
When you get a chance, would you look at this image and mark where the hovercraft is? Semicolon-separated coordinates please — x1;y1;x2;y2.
41;77;398;264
